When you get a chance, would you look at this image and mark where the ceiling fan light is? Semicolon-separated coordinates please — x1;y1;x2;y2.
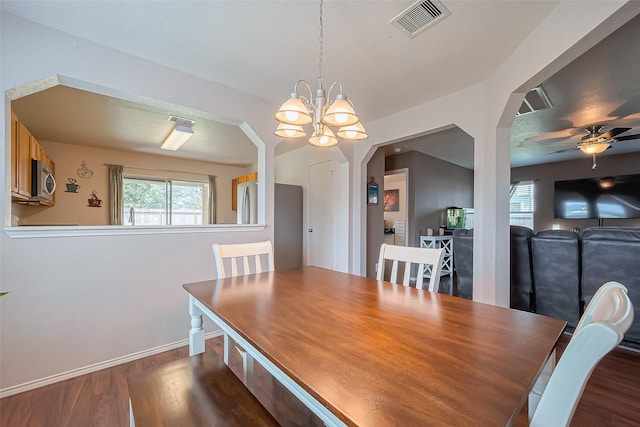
274;94;313;125
322;97;359;127
336;122;368;140
309;127;338;147
579;142;610;155
274;123;306;139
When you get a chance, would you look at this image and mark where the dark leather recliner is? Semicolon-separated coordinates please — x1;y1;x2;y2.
453;226;535;310
452;229;473;299
581;227;640;349
531;230;581;328
510;226;535;312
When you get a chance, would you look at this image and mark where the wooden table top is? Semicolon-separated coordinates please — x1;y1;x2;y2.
184;266;566;427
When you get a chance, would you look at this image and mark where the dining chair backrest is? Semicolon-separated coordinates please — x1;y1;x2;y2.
574;281;634;336
530;281;633;427
376;243;445;292
212;241;274;279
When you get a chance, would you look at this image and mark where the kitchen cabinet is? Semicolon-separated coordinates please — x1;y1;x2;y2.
10;111;20;195
11;112;56;206
231;172;257;211
231;178;238;211
12;116;33;200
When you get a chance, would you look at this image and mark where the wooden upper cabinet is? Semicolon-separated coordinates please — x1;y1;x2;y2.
31;135;43;161
16;120;33;198
10;111;19;194
12;112;56;205
231;178;238;211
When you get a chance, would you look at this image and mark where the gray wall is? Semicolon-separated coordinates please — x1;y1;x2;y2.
511;151;640;232
386;151;474;246
366;149;386;278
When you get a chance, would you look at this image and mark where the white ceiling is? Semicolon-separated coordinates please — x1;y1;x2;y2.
3;1;639;169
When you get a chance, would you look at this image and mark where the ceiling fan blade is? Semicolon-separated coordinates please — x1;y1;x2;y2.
546;146;578;155
598;127;632;140
614;133;640;142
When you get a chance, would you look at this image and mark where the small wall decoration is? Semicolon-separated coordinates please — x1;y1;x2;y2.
65;178;81;193
384;189;399;212
367;177;378;205
77;161;94;179
88;190;103;207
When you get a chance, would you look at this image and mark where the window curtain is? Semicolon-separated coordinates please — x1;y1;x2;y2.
108;164;124;225
208;175;216;224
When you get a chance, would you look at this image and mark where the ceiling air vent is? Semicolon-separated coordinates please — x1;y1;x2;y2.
390;0;451;39
517;86;553;116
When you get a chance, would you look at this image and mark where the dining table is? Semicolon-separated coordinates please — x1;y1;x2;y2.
183;266;566;427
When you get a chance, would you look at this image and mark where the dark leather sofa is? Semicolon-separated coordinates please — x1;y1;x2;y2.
452;226;640;349
581;227;640;347
531;230;581;328
452;226;534;312
452;228;473;300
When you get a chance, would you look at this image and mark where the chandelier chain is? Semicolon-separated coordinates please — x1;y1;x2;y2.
318;0;324;88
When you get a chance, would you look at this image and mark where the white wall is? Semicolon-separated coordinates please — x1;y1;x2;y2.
0;14;278;394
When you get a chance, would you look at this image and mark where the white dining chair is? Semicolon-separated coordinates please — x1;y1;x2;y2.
376;243;445;292
529;281;634;427
212;240;274;278
211;240;274;392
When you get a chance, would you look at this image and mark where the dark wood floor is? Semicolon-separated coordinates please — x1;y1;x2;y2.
1;335;639;426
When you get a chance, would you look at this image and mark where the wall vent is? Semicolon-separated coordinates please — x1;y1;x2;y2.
517;86;553;116
390;0;451;39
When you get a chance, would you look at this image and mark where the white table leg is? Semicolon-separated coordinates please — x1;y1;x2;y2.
189;295;205;356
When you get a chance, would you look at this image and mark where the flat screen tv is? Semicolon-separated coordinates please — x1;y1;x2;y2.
554;174;640;219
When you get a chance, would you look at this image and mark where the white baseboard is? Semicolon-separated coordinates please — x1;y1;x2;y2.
0;330;223;399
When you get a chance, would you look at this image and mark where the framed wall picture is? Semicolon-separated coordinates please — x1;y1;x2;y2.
368;177;378;205
384;189;399;212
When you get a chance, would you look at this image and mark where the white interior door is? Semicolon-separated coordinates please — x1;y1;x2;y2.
308;161;334;269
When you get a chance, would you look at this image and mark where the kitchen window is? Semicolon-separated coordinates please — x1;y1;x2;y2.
123;177;209;226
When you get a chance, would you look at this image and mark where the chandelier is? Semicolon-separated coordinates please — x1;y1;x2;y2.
274;0;367;147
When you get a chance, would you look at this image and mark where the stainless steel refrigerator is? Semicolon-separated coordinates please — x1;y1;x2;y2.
237;180;258;224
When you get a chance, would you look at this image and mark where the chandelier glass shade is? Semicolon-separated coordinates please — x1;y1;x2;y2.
309;126;338;147
275;123;307;138
336;121;368;141
274;0;367;146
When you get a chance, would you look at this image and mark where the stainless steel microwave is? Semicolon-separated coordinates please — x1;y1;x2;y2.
31;159;56;201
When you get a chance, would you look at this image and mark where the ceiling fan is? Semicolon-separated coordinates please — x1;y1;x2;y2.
551;125;640;169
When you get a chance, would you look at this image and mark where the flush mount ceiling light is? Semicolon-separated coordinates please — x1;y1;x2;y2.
274;0;367;147
161;115;195;151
